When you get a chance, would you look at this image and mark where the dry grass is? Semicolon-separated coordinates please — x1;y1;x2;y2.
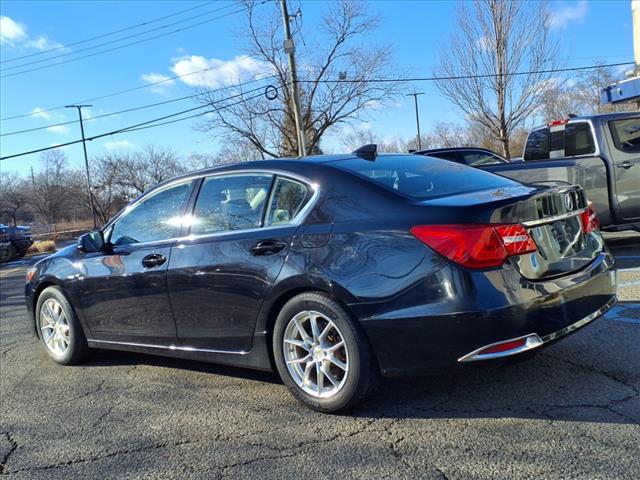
27;240;56;254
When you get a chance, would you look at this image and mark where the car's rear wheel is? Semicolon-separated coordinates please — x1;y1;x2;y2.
36;286;89;365
273;292;379;413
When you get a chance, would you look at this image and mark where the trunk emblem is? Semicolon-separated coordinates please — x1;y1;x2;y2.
564;193;575;211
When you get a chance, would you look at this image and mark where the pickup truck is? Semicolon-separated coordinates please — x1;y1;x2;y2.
0;224;34;262
416;112;640;232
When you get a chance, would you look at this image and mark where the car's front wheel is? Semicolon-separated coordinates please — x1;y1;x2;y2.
273;292;379;413
36;286;89;365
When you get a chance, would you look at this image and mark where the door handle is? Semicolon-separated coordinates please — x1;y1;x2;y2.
141;253;166;268
251;240;286;256
616;161;633;169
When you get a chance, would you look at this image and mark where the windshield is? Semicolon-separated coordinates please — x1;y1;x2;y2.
330;155;520;200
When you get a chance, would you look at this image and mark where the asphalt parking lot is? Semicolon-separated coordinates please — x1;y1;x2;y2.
1;234;639;479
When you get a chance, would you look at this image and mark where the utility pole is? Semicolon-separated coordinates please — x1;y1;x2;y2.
407;92;424;150
30;166;35;190
280;0;306;157
66;104;97;227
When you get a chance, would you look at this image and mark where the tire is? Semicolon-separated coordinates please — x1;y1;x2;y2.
0;244;16;263
36;286;89;365
273;292;379;413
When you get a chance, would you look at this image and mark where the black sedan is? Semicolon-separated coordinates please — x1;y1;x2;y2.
25;149;617;412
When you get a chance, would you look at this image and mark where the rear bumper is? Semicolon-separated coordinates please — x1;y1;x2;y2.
457;295;616;362
357;250;616;377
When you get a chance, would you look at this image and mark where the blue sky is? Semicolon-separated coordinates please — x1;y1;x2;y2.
0;0;635;174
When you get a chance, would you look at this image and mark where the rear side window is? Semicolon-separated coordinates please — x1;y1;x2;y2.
332;155;519;200
565;122;595;156
524;128;549;160
461;151;506;166
265;177;310;226
429;151;462;163
609;117;640;153
190;174;272;235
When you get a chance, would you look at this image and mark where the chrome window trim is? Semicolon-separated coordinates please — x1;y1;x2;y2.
87;339;249;355
521;208;586;227
103;169;320;249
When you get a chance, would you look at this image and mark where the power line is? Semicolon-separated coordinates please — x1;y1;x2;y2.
1;2;240;72
298;61;635;84
0;85;284;161
0;4;253;79
0;1;216;64
0;75;278;137
1;62;275;122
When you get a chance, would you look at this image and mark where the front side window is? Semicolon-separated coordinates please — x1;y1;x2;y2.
524;128;550;161
190;174;272;235
265;177;310;226
110;182;192;245
609;117;640;153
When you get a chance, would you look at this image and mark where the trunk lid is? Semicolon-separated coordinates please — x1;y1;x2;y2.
420;184;603;280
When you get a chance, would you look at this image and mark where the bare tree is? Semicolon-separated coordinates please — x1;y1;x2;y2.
198;0;402;158
32;150;72;227
0;172;30;226
574;63;633;114
102;145;186;198
436;0;559;159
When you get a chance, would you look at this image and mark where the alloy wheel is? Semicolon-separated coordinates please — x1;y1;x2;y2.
40;298;70;357
283;310;349;398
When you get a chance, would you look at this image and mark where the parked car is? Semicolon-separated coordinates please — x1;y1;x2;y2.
0;223;34;263
25;149;616;412
0;229;11;263
414;147;509;167
416;112;640;232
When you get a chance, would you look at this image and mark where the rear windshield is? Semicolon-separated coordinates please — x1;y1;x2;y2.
609;117;640;153
331;155;519;200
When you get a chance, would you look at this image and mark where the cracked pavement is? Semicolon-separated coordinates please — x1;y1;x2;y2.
1;234;639;479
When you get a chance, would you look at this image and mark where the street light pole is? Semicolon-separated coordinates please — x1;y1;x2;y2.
407;92;424;150
66;104;97;228
280;0;307;157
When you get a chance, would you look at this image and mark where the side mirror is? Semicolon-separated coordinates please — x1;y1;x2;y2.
78;230;105;253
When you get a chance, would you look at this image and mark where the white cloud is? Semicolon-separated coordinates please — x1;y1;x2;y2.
104;140;135;151
549;0;588;29
170;54;272;88
46;125;70;134
0;15;62;51
0;16;27;45
31;107;53;120
141;72;175;94
25;35;64;51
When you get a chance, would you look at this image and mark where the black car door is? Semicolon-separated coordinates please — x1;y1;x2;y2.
167;173;315;352
77;179;195;345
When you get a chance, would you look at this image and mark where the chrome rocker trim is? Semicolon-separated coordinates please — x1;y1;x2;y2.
458;296;617;363
87;339;249;355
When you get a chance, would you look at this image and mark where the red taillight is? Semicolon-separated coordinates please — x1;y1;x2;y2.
477;338;527;355
410;224;537;269
580;202;599;234
548;119;569;126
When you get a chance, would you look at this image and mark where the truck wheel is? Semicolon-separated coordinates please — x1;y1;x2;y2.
1;245;17;263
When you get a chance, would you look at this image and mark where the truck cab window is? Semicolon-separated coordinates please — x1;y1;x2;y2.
524;128;549;160
565;123;595;156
